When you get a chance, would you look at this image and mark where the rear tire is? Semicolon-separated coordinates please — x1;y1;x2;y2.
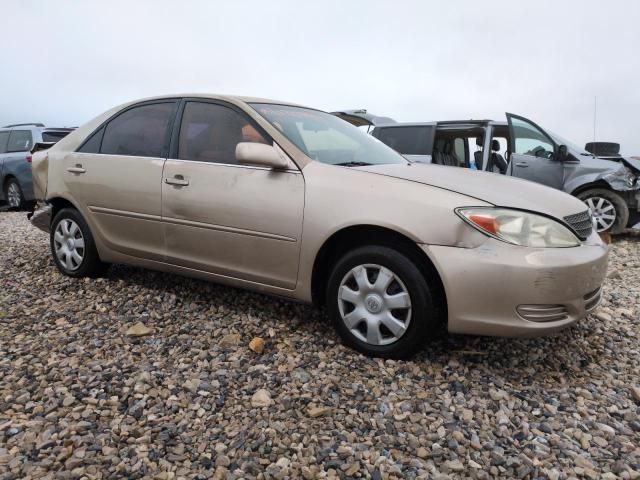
50;208;108;277
4;179;25;210
326;245;439;359
577;188;629;234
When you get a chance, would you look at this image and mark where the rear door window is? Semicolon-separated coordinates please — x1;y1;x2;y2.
0;131;9;153
100;102;176;157
375;126;434;155
42;130;71;143
7;130;33;152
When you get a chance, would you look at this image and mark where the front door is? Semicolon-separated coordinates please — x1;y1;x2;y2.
506;113;563;189
63;100;178;260
162;100;305;290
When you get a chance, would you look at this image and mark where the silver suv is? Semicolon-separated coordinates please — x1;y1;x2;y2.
333;111;640;233
0;123;73;209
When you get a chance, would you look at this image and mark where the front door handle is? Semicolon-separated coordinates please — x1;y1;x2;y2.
515;162;529;168
66;164;86;174
165;176;189;186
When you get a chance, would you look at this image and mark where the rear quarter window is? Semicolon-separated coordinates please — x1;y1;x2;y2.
375;126;434;155
7;130;33;152
0;131;9;153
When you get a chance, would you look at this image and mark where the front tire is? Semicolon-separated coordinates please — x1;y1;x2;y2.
50;208;108;277
577;188;629;234
326;245;439;359
4;179;25;210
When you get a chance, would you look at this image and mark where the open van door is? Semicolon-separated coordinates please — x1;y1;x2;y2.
506;113;564;190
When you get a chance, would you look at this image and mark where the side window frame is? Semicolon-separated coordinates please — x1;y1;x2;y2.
168;98;273;163
76;99;180;157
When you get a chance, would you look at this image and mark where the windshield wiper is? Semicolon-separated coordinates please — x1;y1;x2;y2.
334;161;373;167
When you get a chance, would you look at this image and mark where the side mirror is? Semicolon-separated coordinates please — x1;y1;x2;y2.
235;142;289;169
557;144;569;161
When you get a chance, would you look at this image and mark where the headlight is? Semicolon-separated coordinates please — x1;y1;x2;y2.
456;207;580;248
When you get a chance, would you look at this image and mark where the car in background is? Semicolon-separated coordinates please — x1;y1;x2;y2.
0;123;74;209
333;111;640;234
29;94;607;358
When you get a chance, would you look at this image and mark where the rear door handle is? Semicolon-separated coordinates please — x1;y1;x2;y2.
515;162;529;168
165;176;189;186
66;164;86;174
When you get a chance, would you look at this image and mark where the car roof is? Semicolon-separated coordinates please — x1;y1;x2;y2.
126;93;308;108
374;119;508;128
0;125;75;132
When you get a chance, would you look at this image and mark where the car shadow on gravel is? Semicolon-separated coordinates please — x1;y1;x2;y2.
103;262;608;384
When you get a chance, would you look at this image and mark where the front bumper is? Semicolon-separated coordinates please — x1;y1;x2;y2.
422;235;609;337
28;202;52;233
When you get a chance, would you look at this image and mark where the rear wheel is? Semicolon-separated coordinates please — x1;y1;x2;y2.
4;179;25;210
326;245;439;359
50;208;108;277
577;188;629;234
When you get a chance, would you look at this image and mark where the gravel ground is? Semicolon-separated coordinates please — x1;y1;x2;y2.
1;211;639;480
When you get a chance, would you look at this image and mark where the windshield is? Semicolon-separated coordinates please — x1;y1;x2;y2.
547;130;593;156
250;103;407;166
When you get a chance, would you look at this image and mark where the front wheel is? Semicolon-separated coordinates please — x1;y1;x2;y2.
326;245;439;359
577;188;629;234
50;208;108;277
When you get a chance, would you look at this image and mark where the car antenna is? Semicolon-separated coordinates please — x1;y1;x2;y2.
593;96;597;150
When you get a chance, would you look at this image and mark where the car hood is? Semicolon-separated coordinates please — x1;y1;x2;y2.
357;163;590;219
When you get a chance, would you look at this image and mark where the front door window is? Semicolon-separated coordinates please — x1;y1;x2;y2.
510;116;555;160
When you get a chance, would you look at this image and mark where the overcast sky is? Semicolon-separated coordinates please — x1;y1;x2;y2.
3;0;639;153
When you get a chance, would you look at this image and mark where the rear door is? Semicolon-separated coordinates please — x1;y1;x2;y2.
63;100;178;260
506;113;563;189
161;99;304;289
0;131;10;197
4;130;34;198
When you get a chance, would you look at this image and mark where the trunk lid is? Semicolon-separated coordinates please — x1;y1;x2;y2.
331;109;396;128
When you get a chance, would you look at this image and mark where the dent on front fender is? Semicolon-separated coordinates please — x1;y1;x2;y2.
601;163;640;192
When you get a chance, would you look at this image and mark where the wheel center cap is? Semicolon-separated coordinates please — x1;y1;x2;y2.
66;238;75;250
364;294;383;313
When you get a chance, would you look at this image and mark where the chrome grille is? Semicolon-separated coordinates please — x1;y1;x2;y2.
517;304;569;322
563;210;593;240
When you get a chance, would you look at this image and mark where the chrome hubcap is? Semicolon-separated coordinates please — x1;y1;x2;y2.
7;183;20;208
585;197;616;232
53;219;85;271
338;264;412;346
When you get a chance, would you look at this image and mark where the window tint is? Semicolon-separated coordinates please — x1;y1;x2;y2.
511;117;555;159
78;127;105;153
7;130;33;152
101;102;175;157
375;126;433;155
42;131;71;143
0;131;9;154
178;102;268;164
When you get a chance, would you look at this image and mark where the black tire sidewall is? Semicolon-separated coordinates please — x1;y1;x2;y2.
50;208;105;277
326;245;437;359
577;188;629;234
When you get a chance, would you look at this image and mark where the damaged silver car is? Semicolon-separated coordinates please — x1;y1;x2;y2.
333;111;640;233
